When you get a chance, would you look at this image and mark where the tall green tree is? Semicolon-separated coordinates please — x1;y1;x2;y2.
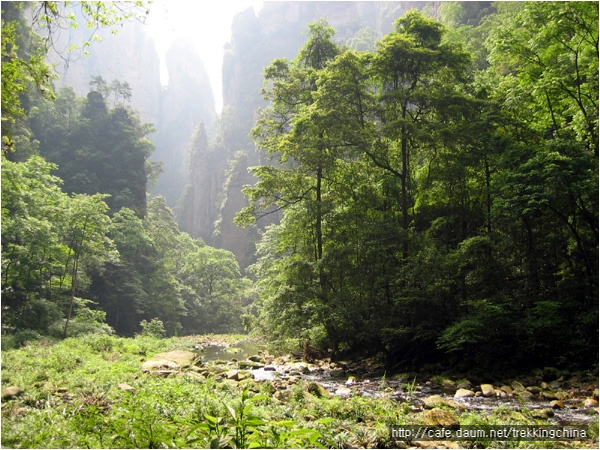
61;193;113;337
1;155;114;337
30;86;155;217
370;10;473;255
241;7;598;371
238;19;345;350
1;155;67;330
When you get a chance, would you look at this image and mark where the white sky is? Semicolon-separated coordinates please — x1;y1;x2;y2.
146;1;264;113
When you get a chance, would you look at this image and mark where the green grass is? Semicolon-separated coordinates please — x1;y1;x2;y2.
1;334;597;448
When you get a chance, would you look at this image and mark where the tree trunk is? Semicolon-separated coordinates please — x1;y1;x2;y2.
400;121;409;257
63;252;79;338
316;165;323;261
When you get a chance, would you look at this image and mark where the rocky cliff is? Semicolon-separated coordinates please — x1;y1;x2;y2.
47;16;216;209
151;39;216;206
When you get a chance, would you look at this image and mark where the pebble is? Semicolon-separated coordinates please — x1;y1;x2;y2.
2;386;24;400
118;383;136;392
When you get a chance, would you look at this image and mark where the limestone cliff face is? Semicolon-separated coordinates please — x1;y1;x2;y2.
151;40;216;206
214;152;261;270
177;124;224;244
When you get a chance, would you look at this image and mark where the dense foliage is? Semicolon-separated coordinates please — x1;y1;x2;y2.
237;4;598;372
27;85;154;217
1;154;247;338
1;2;247;340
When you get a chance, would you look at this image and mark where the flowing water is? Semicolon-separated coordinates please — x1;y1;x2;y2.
197;340;264;362
194;340;597;426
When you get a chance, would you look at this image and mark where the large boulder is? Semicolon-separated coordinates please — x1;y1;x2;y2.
142;350;200;373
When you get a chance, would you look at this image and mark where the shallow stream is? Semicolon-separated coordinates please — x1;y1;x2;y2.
195;341;597;426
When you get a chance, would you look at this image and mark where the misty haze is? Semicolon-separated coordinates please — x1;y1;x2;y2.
2;2;598;448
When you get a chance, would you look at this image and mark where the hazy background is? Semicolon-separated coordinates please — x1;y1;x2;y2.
147;1;264;112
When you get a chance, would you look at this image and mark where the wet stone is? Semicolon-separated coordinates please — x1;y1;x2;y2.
495;389;507;398
516;390;535;400
541;391;558;400
582;398;599;407
480;384;495;397
454;389;475;399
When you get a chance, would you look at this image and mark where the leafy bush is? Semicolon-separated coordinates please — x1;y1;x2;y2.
139;318;166;338
4;329;43;349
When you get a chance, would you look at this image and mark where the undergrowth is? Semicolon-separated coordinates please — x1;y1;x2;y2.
1;334;597;448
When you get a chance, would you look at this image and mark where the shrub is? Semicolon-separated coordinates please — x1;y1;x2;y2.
139;318;166;338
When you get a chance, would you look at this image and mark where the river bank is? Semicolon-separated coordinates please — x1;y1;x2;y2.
2;334;598;448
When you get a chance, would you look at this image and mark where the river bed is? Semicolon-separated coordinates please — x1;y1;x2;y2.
194;340;598;427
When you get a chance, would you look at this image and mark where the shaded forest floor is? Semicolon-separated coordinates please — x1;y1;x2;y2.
1;334;598;448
